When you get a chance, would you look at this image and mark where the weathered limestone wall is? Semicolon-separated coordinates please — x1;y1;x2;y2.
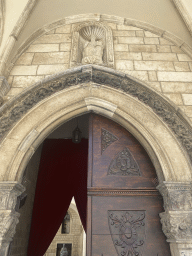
9;144;43;256
44;206;83;256
6;21;192;122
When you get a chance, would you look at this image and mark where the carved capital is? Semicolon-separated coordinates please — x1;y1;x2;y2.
157;182;192;211
160;211;192;242
0;182;25;211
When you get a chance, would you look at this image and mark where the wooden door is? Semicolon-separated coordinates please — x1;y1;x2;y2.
87;114;171;256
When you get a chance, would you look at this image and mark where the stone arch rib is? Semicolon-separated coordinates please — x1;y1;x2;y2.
0;65;192;164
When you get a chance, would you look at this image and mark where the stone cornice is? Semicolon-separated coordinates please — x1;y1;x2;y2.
0;65;192;166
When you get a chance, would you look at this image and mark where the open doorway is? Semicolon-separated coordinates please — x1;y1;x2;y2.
9;114;89;256
10;114;171;256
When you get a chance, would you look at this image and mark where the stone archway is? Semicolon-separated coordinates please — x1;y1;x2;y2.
0;65;191;256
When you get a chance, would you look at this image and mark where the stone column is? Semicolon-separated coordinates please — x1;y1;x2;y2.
157;182;192;256
0;182;25;256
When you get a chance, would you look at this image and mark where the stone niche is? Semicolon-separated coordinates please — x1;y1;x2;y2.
70;21;114;68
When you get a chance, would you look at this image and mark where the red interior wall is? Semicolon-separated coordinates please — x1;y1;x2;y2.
27;139;88;256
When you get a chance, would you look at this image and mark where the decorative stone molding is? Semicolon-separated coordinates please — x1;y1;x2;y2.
157;182;192;211
70;21;114;68
158;182;192;255
1;65;192;166
171;0;192;37
6;14;192;79
0;182;25;256
160;211;192;242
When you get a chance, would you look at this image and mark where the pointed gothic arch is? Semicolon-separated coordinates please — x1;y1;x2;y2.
0;65;192;256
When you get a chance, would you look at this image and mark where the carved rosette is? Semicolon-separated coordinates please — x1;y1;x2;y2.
0;182;25;255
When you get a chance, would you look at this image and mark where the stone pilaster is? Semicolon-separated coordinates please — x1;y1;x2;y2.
157;182;192;256
0;182;25;256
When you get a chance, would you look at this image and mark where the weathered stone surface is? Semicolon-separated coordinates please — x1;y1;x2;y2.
37;64;69;75
157;45;171;53
158;72;192;82
182;94;192;105
147;82;162;92
144;37;159;45
117;25;141;30
60;43;71;52
135;30;144;37
55;24;71;33
177;54;192;61
171;46;184;54
115;60;133;70
26;44;59;52
142;53;177;61
12;76;44;88
113;30;136;37
118;37;144;44
144;31;159;37
159;38;174;45
115;52;142;60
33;34;71;44
114;44;128;51
180;106;192;117
135;61;175;71
122;70;148;80
165;93;183;105
15;53;34;65
161;82;192;93
6;88;24;97
10;66;38;76
129;45;157;52
174;62;190;72
32;52;70;64
148;71;157;81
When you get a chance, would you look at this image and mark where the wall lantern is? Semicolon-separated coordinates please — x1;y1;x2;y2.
72;122;82;144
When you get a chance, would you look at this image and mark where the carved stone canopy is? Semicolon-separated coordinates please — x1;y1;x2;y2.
70;22;114;67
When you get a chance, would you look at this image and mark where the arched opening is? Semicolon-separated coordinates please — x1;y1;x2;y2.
0;66;192;256
10;113;171;256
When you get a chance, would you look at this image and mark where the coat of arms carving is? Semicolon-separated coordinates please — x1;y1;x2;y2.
108;211;146;256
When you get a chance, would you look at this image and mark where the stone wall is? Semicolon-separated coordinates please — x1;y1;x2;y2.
6;21;192;122
9;145;43;256
44;205;84;256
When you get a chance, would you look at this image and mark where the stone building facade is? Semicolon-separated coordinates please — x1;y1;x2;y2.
0;0;192;256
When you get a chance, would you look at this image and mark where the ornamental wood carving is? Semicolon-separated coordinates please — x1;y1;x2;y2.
101;128;118;154
108;211;145;256
108;147;141;176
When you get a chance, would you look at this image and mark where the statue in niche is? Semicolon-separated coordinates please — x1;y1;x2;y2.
80;25;104;65
60;244;68;256
82;34;104;65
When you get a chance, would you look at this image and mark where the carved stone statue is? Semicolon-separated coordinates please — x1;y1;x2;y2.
60;244;68;256
82;34;104;65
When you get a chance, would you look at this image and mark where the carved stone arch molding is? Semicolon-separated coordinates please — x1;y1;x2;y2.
0;65;191;255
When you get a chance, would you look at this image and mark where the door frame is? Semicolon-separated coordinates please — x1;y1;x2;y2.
0;65;191;256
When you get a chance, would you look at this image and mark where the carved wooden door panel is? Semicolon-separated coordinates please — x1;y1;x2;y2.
87;114;171;256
